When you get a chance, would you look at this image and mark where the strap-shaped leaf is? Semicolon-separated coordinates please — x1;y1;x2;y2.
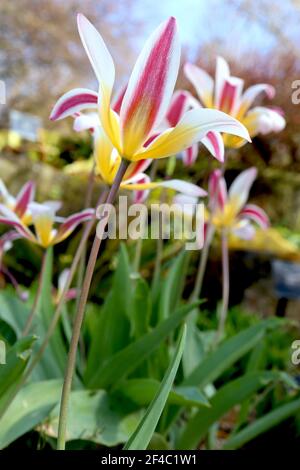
0;336;36;416
87;302;199;389
183;320;278;388
177;370;290;449
223;396;300;450
124;325;186;450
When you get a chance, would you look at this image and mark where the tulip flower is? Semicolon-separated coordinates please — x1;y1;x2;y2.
208;167;269;239
66;112;206;203
50;15;252;451
0;180;35;225
184;56;285;148
205;167;270;339
0;202;94;248
50;15;250;164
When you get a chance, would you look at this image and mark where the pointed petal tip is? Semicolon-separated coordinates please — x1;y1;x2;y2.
77;11;115;95
77;13;94;35
198;188;207;197
234;118;252;143
168;16;177;25
49;88;98;122
244;133;252;143
236;119;251;142
77;12;86;24
163;16;178;34
49;107;56;121
249;166;258;177
120;15;180;155
77;13;88;32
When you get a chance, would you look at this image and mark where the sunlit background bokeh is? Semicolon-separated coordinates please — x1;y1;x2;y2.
1;0;300;117
1;0;300;308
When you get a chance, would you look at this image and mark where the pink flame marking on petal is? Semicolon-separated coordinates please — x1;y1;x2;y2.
217;178;227;210
0;218;34;240
239;205;269;229
134;190;146;204
208;169;222;200
206;131;221;161
219;80;238;114
166;92;189;127
125;160;152;179
50;93;98;121
122;17;176;141
203;222;208;242
15;181;35;218
184;145;197;166
56;210;94;237
143;132;161;148
185;147;194;166
133;176;149;204
112;86;127;114
209;170;227;210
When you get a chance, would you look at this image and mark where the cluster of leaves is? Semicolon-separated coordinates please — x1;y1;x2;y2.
0;245;299;450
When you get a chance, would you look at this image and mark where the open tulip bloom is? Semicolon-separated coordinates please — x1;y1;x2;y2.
49;15;256;451
208;167;270;239
0;202;94;248
50;15;251;167
66;111;206;204
184;56;285;149
0;179;35;225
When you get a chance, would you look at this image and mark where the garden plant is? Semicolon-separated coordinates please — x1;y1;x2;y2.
0;2;299;454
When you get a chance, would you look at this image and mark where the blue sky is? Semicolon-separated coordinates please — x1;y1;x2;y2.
127;0;296;61
133;0;208;51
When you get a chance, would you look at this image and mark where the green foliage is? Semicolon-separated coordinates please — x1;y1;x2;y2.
0;336;36;418
0;380;62;448
223;396;300;450
0;243;298;450
0;249;67;381
86;302;198;390
177;371;297;449
115;379;209;408
84;244;132;382
48;390;142;447
183;319;279;388
124;325;186;450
